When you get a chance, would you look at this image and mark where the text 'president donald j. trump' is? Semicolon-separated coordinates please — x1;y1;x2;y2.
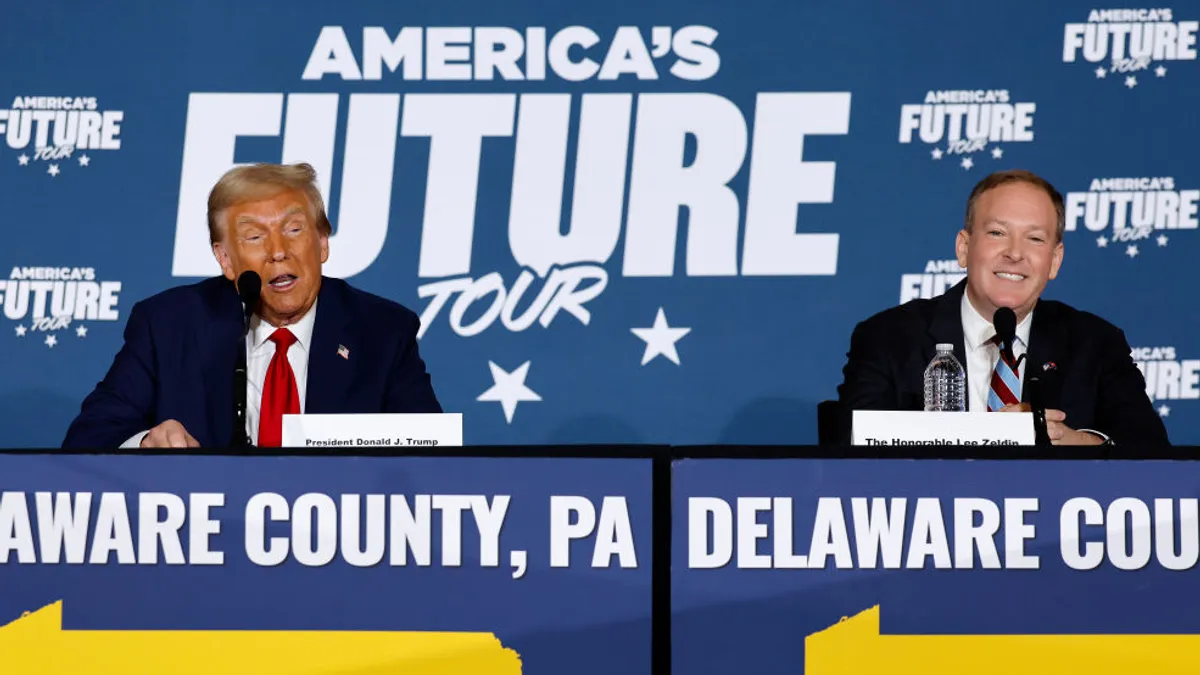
62;163;442;449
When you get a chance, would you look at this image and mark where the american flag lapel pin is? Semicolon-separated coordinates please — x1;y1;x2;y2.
337;344;350;360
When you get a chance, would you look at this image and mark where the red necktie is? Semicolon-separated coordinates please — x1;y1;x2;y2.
258;328;300;447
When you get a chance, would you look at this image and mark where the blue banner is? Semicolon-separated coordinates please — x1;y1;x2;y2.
672;457;1200;674
3;1;1197;448
0;453;653;674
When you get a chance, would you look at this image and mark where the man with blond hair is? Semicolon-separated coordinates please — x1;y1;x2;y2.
834;169;1168;446
62;163;442;448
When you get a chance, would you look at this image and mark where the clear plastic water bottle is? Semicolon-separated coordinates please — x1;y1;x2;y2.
923;343;966;411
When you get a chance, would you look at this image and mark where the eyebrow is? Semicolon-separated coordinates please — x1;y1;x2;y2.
235;206;307;227
982;219;1050;233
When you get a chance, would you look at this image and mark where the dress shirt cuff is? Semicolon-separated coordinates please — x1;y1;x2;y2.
1078;428;1112;445
121;430;150;449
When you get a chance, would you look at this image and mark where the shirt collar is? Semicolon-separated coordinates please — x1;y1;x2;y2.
960;292;1032;351
248;298;317;355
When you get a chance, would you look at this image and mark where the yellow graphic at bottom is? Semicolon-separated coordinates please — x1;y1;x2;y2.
806;605;1200;675
0;600;522;674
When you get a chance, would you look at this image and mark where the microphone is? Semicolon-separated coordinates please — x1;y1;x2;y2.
237;270;261;334
992;307;1018;368
232;271;261;448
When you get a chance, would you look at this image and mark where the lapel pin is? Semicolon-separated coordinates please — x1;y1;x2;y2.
337;344;350;360
1043;361;1056;371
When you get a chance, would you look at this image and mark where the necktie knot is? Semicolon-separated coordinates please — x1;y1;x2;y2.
269;328;298;350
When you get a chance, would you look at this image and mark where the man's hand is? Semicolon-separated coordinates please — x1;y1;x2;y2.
995;405;1104;445
141;420;200;448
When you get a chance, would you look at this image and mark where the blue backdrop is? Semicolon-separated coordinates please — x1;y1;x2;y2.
2;1;1197;448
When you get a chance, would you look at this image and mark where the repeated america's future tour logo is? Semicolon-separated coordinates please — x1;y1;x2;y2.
1063;9;1198;87
1;267;123;348
167;25;853;424
1065;176;1198;258
898;89;1035;171
899;259;965;304
0;96;123;176
1131;346;1198;418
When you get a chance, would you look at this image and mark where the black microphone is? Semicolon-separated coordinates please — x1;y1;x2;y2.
232;271;261;448
993;307;1018;368
1026;374;1052;446
238;270;261;334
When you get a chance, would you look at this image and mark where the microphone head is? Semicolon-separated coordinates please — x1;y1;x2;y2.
236;271;261;310
993;306;1017;345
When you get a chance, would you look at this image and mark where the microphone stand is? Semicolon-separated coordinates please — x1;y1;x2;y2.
231;271;261;449
232;329;252;448
231;298;256;449
1026;375;1052;446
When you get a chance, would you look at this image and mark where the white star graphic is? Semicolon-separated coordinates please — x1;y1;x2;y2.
1095;66;1107;78
1158;404;1170;417
1125;75;1138;88
78;154;90;167
990;147;1003;159
15;324;27;337
1126;244;1139;258
477;361;541;424
76;325;88;338
45;334;58;348
47;164;60;177
631;307;691;366
930;147;943;160
17;154;29;166
1158;234;1169;247
1096;235;1108;248
960;157;974;170
1155;65;1167;77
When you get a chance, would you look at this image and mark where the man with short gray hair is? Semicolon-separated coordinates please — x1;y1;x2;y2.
834;169;1168;447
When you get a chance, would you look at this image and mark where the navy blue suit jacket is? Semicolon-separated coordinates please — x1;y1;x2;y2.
62;276;442;448
834;279;1169;447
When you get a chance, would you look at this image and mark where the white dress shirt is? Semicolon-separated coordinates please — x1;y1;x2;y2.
960;293;1031;412
121;300;318;447
958;294;1108;441
244;299;317;443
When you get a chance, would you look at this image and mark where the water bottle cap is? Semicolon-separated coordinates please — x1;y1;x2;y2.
935;343;954;352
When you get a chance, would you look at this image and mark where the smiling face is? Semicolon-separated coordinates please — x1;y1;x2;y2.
211;189;329;327
956;180;1064;323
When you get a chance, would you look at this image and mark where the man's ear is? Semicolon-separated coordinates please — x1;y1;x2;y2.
1049;240;1064;280
955;229;970;268
213;242;236;281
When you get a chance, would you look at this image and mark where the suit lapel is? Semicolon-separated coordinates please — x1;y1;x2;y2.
306;278;355;414
928;280;970;405
201;279;243;447
1023;301;1066;408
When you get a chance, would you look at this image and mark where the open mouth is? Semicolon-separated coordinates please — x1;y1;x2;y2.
995;271;1026;283
269;274;297;291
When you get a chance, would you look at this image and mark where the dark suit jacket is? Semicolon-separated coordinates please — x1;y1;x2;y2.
835;279;1169;446
62;276;442;448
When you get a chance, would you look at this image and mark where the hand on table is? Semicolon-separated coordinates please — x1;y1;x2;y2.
141;419;200;448
995;405;1105;445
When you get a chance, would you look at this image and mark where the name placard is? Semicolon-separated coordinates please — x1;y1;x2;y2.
281;413;464;448
851;410;1035;446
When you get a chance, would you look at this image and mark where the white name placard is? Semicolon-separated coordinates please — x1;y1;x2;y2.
851;410;1035;446
281;413;463;448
